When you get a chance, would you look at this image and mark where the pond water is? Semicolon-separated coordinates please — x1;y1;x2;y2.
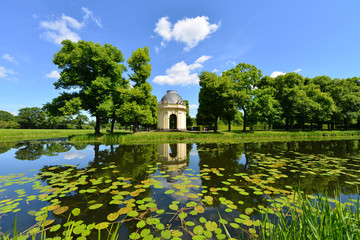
0;139;360;239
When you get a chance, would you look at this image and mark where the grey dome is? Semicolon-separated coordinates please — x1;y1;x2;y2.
160;90;183;103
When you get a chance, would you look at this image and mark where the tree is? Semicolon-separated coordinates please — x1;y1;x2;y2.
52;40;127;134
0;110;14;121
184;100;193;128
118;47;155;132
197;72;233;133
73;115;89;129
223;63;262;132
274;72;305;131
17;107;46;129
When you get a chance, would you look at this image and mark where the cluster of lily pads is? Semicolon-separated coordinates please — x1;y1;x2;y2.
1;150;360;239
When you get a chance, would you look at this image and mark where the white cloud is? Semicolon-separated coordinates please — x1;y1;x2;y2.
155;46;160;54
154;16;220;50
270;71;286;78
46;70;60;79
0;66;15;78
2;54;18;64
40;7;102;45
153;55;211;86
212;68;218;73
226;60;236;67
270;68;302;78
189;104;198;109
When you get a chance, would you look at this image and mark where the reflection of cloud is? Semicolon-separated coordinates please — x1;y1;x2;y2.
190;151;198;156
63;151;86;160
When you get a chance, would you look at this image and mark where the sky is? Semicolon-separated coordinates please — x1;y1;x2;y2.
1;0;360;118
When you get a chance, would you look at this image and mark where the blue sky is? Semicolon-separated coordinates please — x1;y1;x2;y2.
1;0;360;118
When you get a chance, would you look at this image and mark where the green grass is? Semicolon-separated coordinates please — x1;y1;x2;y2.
0;129;94;142
69;130;360;144
1;129;359;144
261;190;360;240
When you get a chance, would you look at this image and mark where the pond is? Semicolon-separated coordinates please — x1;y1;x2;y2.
0;139;360;239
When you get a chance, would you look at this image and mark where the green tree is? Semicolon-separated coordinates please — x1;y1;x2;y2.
223;63;262;132
184;100;193;128
118;47;156;132
73;114;89;129
274;72;305;131
197;72;233;133
0;110;14;121
52;40;127;134
17;107;46;129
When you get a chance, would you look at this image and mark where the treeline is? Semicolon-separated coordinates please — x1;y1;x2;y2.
0;108;91;129
197;63;360;132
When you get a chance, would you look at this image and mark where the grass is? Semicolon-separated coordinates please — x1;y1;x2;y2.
0;129;94;142
0;128;359;144
261;190;360;240
69;130;360;144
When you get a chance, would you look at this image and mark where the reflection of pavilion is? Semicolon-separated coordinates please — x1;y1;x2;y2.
158;143;188;182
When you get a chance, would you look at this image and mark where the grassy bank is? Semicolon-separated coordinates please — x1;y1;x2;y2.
69;130;360;144
0;129;94;142
1;129;359;144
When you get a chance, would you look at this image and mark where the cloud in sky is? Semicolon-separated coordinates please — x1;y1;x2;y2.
189;104;198;109
2;54;18;64
153;56;211;86
270;71;286;78
154;16;220;50
46;70;60;79
0;66;15;79
270;68;302;78
40;7;102;45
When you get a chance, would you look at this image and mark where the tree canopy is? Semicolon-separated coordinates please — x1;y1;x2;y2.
52;40;127;134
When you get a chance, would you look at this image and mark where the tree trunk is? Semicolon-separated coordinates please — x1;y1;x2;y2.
331;121;335;130
310;120;313;131
327;122;331;130
242;107;247;132
317;121;322;130
285;118;289;131
133;116;139;133
228;117;231;132
301;121;305;131
268;123;272;131
110;112;116;133
290;121;294;132
94;115;101;134
344;117;348;130
214;115;218;133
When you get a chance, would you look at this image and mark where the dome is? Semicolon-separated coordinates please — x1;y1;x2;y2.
160;90;183;104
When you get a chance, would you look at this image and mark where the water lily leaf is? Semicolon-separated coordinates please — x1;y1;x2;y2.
161;230;172;239
205;221;217;231
199;217;207;223
169;204;178;211
95;222;110;230
187;193;198;199
129;232;140;240
107;212;119;221
89;204;103;210
245;208;254;215
156;223;164;230
179;212;187;219
164;189;175;194
50;224;61;232
194;206;205;213
53;206;69;215
128;210;139;217
137;220;146;229
72;208;81;216
193;225;204;235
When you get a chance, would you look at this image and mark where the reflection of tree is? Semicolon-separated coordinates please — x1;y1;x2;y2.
37;144;158;239
0;142;17;154
15;142;45;160
13;142;73;160
197;143;267;216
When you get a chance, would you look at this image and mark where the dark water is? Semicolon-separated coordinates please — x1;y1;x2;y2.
0;139;360;239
